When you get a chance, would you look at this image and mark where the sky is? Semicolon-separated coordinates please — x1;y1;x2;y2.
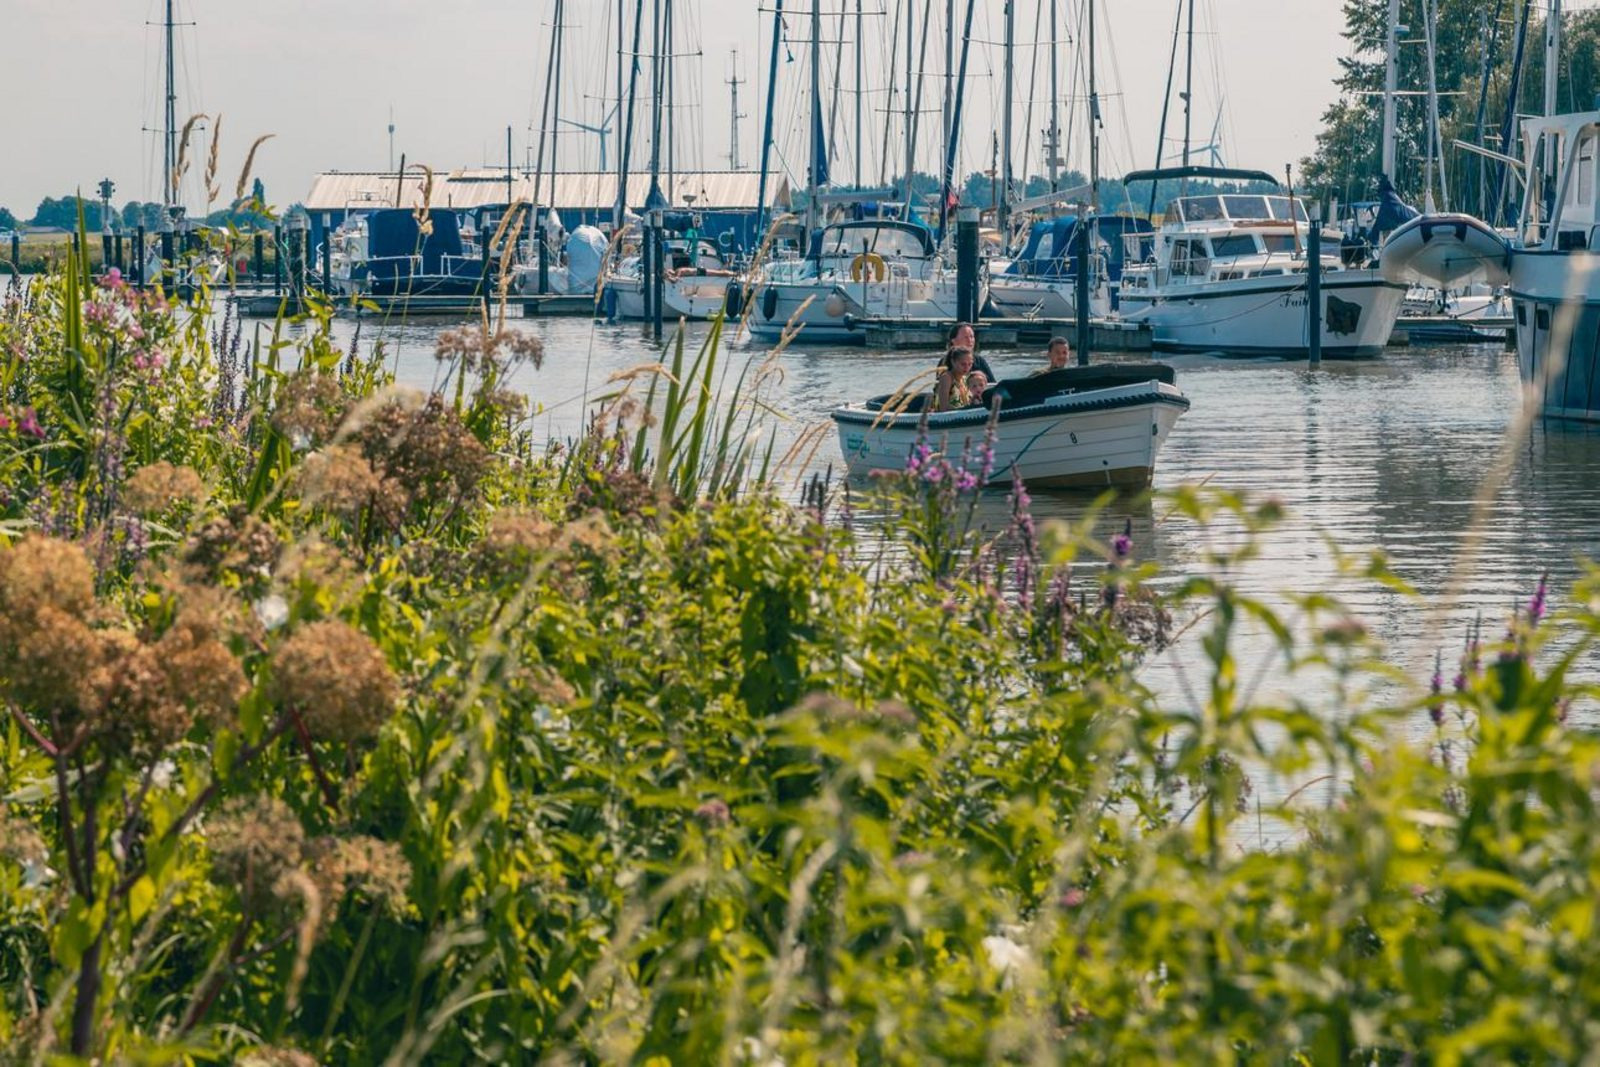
2;1;1399;217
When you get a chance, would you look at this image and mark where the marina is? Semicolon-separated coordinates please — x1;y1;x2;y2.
12;0;1600;1060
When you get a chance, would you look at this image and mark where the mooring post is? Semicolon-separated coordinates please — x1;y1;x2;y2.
322;230;334;297
650;209;666;340
956;206;979;324
159;228;175;288
273;224;284;295
253;231;265;282
8;232;18;270
101;232;114;275
287;214;308;305
1075;216;1092;365
133;226;146;286
538;218;551;296
1307;203;1323;365
113;235;124;273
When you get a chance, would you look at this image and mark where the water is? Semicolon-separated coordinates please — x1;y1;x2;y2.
291;307;1600;797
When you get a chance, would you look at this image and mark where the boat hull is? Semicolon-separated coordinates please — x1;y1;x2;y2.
986;277;1085;319
1119;271;1406;358
1380;213;1511;289
747;276;971;344
832;381;1189;489
1510;250;1600;421
609;274;737;321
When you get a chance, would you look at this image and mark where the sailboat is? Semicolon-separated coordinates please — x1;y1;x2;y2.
744;0;968;345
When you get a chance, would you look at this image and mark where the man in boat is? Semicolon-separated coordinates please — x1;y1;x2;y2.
1032;336;1072;375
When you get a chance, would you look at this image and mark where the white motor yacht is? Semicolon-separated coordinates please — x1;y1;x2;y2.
1118;169;1407;358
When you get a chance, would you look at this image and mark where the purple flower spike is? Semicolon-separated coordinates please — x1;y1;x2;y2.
1527;573;1549;627
1428;650;1444;727
1113;518;1133;561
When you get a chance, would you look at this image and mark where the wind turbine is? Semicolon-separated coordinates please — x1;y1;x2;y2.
1190;108;1226;168
560;102;620;172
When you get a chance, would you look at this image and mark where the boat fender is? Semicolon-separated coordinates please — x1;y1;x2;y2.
824;293;848;317
761;286;779;320
850;252;888;283
602;287;618;321
724;280;744;315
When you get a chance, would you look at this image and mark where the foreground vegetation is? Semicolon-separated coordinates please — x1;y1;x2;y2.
0;245;1597;1065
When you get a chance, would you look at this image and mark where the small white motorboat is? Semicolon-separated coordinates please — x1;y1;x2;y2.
1379;213;1510;290
831;363;1190;489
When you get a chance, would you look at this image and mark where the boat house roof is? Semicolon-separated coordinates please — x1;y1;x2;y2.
303;169;782;213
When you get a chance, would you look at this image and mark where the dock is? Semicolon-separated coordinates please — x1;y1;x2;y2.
846;315;1153;352
1391;314;1514;347
230;290;601;320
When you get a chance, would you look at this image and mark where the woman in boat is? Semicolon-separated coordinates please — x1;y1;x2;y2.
947;322;995;381
933;346;985;412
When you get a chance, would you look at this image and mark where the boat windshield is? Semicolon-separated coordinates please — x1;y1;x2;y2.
1267;196;1309;222
1176;196;1225;222
817;225;930;259
1222;196;1272;220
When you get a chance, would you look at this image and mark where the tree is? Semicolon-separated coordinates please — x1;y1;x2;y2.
1303;0;1600;219
29;196;112;232
0;206;18;231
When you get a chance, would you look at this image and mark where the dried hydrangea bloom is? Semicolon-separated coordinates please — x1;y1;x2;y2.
271;372;348;449
271;620;398;742
209;795;307;911
356;394;489;521
434;324;544;373
298;444;383;519
308;834;412;918
184;506;282;583
5;606;101;720
123;461;206;513
154;613;248;732
0;535;95;624
239;1046;319;1067
0;809;46;866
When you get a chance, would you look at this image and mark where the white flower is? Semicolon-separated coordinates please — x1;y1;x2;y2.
254;593;290;631
982;933;1032;988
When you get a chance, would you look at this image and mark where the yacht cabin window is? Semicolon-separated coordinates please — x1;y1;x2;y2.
1571;133;1594;207
1170;238;1210;277
1177;196;1225;222
1223;196;1271;220
1261;234;1297;254
1210;234;1258;258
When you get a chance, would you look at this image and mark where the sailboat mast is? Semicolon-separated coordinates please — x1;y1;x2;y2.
808;0;822;233
1423;0;1446;210
904;0;915;201
1381;0;1399;181
1088;0;1098;211
756;0;783;238
1544;0;1562;118
649;0;663;191
164;0;177;209
550;0;566;206
617;0;645;229
855;0;864;185
1181;0;1194;167
1000;0;1015;235
1048;0;1060;196
665;0;676;201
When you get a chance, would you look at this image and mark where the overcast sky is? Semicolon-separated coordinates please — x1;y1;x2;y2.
0;0;1533;215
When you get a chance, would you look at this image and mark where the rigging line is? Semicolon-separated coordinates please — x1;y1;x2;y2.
1019;0;1045;197
905;0;935;207
878;0;902;188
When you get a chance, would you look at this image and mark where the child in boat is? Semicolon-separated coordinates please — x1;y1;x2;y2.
933;346;987;412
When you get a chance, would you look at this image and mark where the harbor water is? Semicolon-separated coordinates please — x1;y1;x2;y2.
287;307;1599;799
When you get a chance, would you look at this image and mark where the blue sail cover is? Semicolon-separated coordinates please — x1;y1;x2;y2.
1368;174;1420;242
1004;215;1153;280
809;102;830;189
365;209;481;296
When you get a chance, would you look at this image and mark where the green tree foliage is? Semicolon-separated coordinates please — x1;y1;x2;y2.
28;196;113;232
119;201;169;231
0;207;18;231
1304;0;1600;218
